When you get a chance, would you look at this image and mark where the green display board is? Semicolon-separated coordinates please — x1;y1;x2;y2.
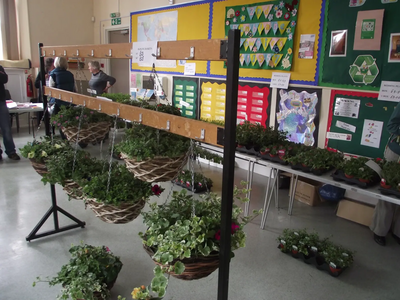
224;0;299;70
320;0;400;90
172;77;199;119
326;90;397;158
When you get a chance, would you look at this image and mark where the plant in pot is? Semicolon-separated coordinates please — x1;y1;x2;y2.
137;182;262;296
19;137;72;176
116;124;190;182
340;157;361;178
177;170;213;192
381;161;400;189
277;228;308;257
82;162;163;224
236;121;254;149
101;92;132;104
321;244;354;277
356;159;378;184
33;243;123;300
298;231;320;263
51;106;112;146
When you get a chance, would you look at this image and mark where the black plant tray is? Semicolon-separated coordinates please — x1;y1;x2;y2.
290;163;303;170
259;153;288;165
277;244;346;277
236;146;255;155
331;170;379;189
173;180;212;193
379;187;400;198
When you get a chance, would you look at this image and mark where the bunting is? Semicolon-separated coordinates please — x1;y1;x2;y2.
278;21;290;35
257;53;265;67
260;37;271;51
262;4;273;18
250;54;257;66
255;6;264;19
271;21;279;35
247;6;256;20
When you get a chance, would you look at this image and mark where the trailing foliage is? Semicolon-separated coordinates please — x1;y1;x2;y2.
50;106;112;129
115;124;190;161
33;243;123;300
19;137;71;163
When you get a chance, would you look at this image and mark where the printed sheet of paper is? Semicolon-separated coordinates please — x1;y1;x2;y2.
336;120;356;133
184;63;196;76
270;72;291;89
353;9;384;50
132;41;157;67
334;98;361;118
378;81;400;102
326;132;352;141
360;119;383;148
298;34;315;59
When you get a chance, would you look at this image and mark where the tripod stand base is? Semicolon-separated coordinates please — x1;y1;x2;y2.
26;204;86;242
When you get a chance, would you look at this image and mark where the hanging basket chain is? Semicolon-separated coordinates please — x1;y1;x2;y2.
194;143;212;193
33;102;50;141
151;63;170;104
107;115;118;194
72;105;85;173
76;58;88;95
189;139;196;217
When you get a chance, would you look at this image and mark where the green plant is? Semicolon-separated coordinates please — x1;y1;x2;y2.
200;118;225;126
381;161;400;188
236;121;256;146
33;243;123;300
19;137;72;162
137;182;262;298
277;228;308;253
115;124;190;161
51;106;112;129
82;163;161;205
130;266;166;300
298;232;319;256
42;149;104;186
321;243;354;269
176;170;213;189
102;92;132;104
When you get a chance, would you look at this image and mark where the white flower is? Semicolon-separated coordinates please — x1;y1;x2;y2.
28;152;35;159
292;8;298;17
268;14;273;21
279;1;284;8
54;144;62;149
41;151;48;157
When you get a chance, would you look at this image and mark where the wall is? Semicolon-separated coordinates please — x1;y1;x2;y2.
22;0;95;67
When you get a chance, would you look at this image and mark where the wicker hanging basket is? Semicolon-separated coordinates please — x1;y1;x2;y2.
85;197;146;224
62;121;111;145
143;244;220;280
29;158;48;176
120;153;188;183
63;180;84;200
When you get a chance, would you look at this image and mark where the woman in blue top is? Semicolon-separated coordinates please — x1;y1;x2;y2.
48;57;75;115
370;104;400;246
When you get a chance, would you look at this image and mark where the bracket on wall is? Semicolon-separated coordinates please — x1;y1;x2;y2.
217;127;225;146
220;40;228;59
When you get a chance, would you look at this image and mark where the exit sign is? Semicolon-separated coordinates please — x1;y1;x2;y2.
110;12;120;18
111;18;121;26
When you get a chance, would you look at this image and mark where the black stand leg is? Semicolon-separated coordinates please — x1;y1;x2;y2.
26;184;85;242
26;43;85;242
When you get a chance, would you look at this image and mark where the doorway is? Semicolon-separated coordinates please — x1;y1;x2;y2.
108;29;130;94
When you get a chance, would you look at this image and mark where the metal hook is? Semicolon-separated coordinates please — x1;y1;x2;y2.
98;104;101;111
152;47;161;58
83;100;86;107
105;49;112;57
63;50;67;56
185;47;195;60
134;113;142;123
116;108;120;116
195;129;205;140
70;97;73;103
125;54;132;58
72;50;80;57
52;50;55;56
42;50;46;57
88;50;94;57
161;120;170;131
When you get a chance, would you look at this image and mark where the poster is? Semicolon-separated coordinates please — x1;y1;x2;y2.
353;9;384;50
388;33;400;63
173;77;199;119
336;120;356;133
334;98;360;118
276;90;318;146
137;11;178;68
298;34;315;59
360;119;383;148
329;30;347;57
224;0;300;70
378;81;400;102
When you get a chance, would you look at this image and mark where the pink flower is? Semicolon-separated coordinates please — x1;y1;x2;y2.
53;121;56;124
65;121;68;123
60;115;63;118
231;223;240;234
276;10;282;18
75;116;79;120
90;111;94;114
84;115;87;118
215;230;221;240
57;123;61;126
106;246;110;252
151;184;162;195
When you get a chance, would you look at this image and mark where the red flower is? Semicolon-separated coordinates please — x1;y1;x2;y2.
151;184;162;195
231;223;240;234
235;10;240;17
215;230;221;240
284;12;290;20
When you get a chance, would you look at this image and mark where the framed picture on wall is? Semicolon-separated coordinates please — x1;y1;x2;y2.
329;30;348;57
388;33;400;63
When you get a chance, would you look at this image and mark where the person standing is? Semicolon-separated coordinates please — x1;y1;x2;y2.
370;104;400;246
48;57;75;115
88;61;116;96
0;65;20;160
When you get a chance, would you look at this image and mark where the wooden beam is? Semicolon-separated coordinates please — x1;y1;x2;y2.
44;87;223;147
40;39;228;61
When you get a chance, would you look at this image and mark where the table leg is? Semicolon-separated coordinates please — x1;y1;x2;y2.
28;112;31;135
260;167;274;229
275;170;279;208
244;159;252;217
288;174;298;215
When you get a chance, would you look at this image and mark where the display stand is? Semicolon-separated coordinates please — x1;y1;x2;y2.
25;43;86;242
40;34;240;300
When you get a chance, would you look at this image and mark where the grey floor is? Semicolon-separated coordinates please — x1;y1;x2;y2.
1;126;399;300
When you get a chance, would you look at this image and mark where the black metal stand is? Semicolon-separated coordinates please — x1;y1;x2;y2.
26;43;85;242
218;29;240;300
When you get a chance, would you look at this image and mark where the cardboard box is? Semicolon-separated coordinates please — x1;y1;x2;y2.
336;199;375;227
290;176;322;206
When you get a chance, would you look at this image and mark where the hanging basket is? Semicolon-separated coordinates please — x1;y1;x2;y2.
120;153;188;183
63;180;84;200
29;158;48;176
143;244;220;280
61;121;111;145
84;197;146;224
